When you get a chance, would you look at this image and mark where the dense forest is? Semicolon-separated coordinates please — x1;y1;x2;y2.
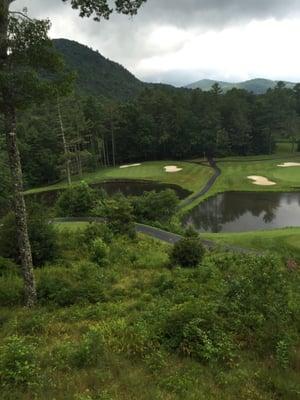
13;80;300;186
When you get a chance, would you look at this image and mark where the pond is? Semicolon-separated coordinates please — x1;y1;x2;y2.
184;192;300;233
30;180;192;207
94;180;191;199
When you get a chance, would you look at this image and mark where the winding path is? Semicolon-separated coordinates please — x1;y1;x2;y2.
178;158;221;209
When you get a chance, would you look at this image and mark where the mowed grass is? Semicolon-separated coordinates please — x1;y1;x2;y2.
203;227;300;259
26;161;214;198
201;155;300;202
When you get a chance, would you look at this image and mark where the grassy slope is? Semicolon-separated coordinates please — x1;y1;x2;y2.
53;222;300;261
26;161;214;199
203;227;300;259
1;234;299;400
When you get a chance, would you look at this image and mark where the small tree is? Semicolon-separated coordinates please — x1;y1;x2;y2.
0;207;58;267
56;181;96;217
170;229;205;268
94;194;136;238
131;189;179;223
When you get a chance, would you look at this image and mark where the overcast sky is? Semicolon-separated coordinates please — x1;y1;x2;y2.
12;0;300;86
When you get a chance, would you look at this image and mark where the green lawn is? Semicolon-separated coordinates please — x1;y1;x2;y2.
203;227;300;259
203;154;300;199
26;161;214;199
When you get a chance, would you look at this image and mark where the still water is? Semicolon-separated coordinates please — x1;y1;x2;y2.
32;180;191;206
185;192;300;233
95;181;191;199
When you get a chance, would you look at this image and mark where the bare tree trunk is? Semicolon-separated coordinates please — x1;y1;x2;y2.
57;96;71;185
0;1;37;307
3;101;37;307
111;120;116;167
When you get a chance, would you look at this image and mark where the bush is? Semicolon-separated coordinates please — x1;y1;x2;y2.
93;194;136;238
0;257;19;276
131;189;179;223
0;335;39;387
37;262;106;306
170;230;205;268
0;206;58;267
0;274;24;306
56;181;96;217
82;223;113;247
90;238;109;267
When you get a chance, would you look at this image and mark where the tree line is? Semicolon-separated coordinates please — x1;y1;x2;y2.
5;80;299;190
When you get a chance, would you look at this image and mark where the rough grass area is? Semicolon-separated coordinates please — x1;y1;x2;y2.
203;227;300;260
26;161;214;199
0;232;299;400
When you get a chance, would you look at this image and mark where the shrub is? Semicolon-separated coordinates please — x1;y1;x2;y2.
0;274;23;306
0;335;39;387
90;238;109;267
56;181;96;217
0;257;19;276
170;231;205;268
37;262;105;306
93;194;136;238
0;206;58;267
82;223;113;247
131;189;179;223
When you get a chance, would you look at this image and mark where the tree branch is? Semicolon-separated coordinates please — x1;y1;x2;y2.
9;11;34;21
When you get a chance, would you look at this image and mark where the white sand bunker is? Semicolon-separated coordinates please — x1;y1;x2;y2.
120;163;141;169
247;176;277;186
277;162;300;168
164;165;183;173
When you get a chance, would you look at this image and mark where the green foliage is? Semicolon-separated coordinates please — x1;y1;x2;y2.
0;257;18;277
94;194;136;238
37;262;106;306
0;274;23;306
0;335;39;388
56;181;96;217
131;189;179;223
90;238;109;267
63;0;146;20
54;38;144;100
82;222;113;247
0;206;58;267
0;232;299;399
170;231;205;268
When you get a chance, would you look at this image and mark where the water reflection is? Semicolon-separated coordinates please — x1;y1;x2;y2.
185;192;300;233
30;180;191;207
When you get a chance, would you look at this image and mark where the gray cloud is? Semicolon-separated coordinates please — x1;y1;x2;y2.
11;0;300;85
14;0;300;27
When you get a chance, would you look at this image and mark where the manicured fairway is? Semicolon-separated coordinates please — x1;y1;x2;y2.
201;155;300;202
26;161;214;198
203;228;300;259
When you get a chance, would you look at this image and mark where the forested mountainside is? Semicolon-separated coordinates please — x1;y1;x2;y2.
53;39;145;100
186;78;296;94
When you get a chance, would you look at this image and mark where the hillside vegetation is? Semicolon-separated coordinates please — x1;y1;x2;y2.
0;227;299;400
186;78;296;94
53;39;145;100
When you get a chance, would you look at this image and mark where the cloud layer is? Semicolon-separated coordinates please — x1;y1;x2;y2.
12;0;300;85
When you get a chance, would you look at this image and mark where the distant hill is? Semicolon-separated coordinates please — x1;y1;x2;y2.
53;39;145;101
185;78;296;94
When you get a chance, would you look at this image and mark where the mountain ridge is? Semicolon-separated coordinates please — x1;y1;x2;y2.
53;38;145;100
185;78;296;94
